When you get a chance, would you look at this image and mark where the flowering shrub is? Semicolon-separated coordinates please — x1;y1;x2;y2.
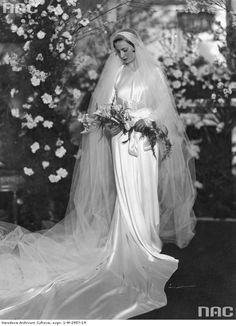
159;32;234;218
0;0;111;228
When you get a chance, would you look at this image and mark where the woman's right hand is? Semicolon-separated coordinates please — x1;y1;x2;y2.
104;123;121;137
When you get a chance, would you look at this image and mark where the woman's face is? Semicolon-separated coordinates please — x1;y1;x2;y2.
114;40;135;65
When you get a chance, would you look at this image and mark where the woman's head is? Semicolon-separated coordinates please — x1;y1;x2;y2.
113;37;136;65
112;29;140;65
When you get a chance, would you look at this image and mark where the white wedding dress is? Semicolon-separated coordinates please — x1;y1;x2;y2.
0;64;179;319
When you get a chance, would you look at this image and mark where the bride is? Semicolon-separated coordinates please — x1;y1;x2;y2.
0;29;196;319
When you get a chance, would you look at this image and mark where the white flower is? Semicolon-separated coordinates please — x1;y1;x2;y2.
41;93;53;104
172;80;181;89
217;82;224;89
44;145;50;151
43;120;53;128
163;57;173;67
27;96;34;103
24;167;34;176
56;168;68;178
216;122;225;133
172;69;182;79
48;174;61;183
183;57;191;66
55;86;62;95
62;13;69;20
54;4;63;16
194;181;203;189
17;27;25;36
211;93;216;100
30;142;40;153
88;70;98;80
11;24;18;33
29;0;45;7
80;18;89;26
23;41;31;51
74;8;82;19
189;142;201;159
11;108;20;118
36;53;44;61
56;138;64;146
56;43;65;53
62;31;72;40
22;103;31;110
37;31;46;39
55;146;66;158
218;98;225;105
31;76;40;86
66;0;77;6
72;88;81;100
42;161;50;169
10;88;19;98
35;115;44;123
60;53;66;60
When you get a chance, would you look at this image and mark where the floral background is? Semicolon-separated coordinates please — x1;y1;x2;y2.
0;0;235;229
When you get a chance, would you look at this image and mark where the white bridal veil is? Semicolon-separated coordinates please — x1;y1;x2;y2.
0;29;196;313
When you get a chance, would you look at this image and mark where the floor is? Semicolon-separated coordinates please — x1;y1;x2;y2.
131;220;236;320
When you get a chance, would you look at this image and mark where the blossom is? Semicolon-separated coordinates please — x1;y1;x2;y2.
56;43;65;53
54;4;63;15
16;27;25;37
30;142;40;153
80;18;89;27
211;93;216;100
194;181;203;189
10;88;19;98
44;145;50;151
24;167;34;176
42;161;50;169
35;115;44;123
43;120;53;128
74;8;82;19
55;86;62;95
31;76;40;86
10;24;18;33
88;70;98;80
11;108;20;118
62;31;72;40
56;168;68;178
41;93;53;104
37;31;46;39
62;13;69;20
48;174;61;183
72;88;81;100
183;57;191;66
23;41;31;51
56;138;64;146
163;57;173;67
172;80;181;89
172;69;182;79
55;146;66;158
66;0;77;5
36;53;44;61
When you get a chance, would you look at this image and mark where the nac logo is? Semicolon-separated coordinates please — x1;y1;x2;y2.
198;306;234;318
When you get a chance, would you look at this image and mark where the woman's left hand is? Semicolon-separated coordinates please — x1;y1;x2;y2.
134;119;147;132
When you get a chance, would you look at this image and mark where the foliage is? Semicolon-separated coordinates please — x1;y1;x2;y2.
159;32;235;217
0;0;122;228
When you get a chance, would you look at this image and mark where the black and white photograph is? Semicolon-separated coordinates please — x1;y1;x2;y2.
0;0;235;321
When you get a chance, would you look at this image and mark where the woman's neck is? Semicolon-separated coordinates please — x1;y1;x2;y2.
124;58;137;71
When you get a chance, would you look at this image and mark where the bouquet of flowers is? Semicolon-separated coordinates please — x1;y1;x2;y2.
77;103;172;161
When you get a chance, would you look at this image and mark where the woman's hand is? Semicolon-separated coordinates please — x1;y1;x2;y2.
104;123;121;137
134;119;147;133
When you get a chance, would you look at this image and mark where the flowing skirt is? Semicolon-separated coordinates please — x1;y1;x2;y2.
0;132;178;319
